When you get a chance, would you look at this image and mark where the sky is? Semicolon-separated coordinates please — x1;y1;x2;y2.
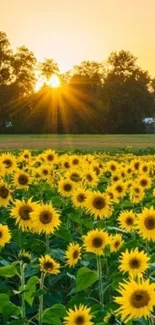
1;0;155;74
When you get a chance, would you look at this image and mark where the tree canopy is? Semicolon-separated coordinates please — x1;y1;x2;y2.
0;32;155;134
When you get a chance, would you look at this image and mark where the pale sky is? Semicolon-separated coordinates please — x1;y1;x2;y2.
1;0;155;74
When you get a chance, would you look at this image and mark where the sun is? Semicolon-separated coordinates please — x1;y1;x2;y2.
47;74;61;88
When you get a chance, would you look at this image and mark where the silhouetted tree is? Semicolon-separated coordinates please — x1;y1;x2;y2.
13;46;37;95
101;51;155;133
38;58;59;81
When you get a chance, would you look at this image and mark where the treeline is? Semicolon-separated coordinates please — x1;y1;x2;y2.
0;31;155;134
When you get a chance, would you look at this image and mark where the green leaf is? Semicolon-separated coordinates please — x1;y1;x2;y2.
0;263;17;278
0;294;9;313
3;303;21;322
76;267;99;292
24;276;39;306
54;226;72;241
43;304;67;324
31;288;47;297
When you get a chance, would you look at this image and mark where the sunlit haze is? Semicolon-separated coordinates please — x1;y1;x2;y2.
1;0;155;75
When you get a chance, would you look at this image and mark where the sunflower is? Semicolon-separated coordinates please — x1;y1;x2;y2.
136;207;155;241
103;312;116;324
0;224;11;247
119;248;150;278
112;181;127;198
44;149;57;165
115;279;155;322
19;250;32;264
110;234;123;252
12;170;31;189
118;210;136;232
137;175;151;189
130;184;144;203
1;153;16;173
107;161;118;173
10;198;38;231
83;229;109;255
39;165;51;180
70;155;81;167
140;163;149;174
67;169;83;183
64;304;94;325
65;243;82;267
72;188;88;208
84;169;98;187
58;179;75;197
85;191;111;219
30;203;61;234
0;182;11;207
39;254;60;274
106;186;118;203
20;149;31;161
61;156;71;170
131;159;141;172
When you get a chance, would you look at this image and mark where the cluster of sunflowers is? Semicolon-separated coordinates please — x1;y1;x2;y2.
0;149;155;325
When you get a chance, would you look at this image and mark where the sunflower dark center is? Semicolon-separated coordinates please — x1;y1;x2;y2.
126;217;133;225
0;186;9;199
129;258;140;269
75;316;85;325
0;231;2;238
43;169;48;175
40;211;52;224
70;173;80;182
93;197;105;210
64;162;70;168
109;192;114;199
24;154;29;159
73;250;79;259
130;290;150;308
64;184;72;192
47;154;54;161
86;174;93;182
114;240;120;248
18;175;29;185
77;194;86;203
94;166;100;175
140;179;147;186
134;162;140;170
110;165;116;171
113;176;119;182
44;261;54;270
19;205;32;220
72;159;79;165
92;237;103;248
144;216;155;230
143;166;148;172
134;188;140;194
116;185;123;193
3;159;12;168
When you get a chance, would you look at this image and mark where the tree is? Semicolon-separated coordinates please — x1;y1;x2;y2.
38;58;59;81
101;51;155;133
0;31;13;85
13;46;37;95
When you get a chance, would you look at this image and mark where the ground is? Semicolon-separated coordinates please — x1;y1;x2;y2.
0;134;155;150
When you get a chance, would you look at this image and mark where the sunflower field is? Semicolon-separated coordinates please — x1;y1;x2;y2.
0;149;155;325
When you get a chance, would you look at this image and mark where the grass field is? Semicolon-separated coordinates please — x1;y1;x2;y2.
0;134;155;150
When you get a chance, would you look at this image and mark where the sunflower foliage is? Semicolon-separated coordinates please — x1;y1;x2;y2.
0;149;155;324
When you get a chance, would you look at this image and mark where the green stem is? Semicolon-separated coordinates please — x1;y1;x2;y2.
46;235;49;250
39;272;45;325
20;262;25;324
97;255;103;308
